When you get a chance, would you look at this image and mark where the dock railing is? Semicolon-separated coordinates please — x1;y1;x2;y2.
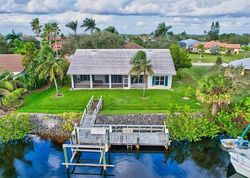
80;96;94;126
91;96;103;123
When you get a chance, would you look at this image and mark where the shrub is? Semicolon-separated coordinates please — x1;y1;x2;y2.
166;107;219;142
2;88;26;107
184;86;193;98
216;56;222;65
0;112;31;143
58;112;81;132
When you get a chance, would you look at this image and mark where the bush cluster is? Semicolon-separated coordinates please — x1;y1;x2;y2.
2;88;26;107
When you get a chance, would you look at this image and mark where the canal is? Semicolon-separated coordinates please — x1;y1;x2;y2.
0;135;243;178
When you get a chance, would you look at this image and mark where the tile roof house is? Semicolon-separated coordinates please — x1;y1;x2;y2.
67;49;176;89
124;42;144;49
193;41;241;54
0;54;24;75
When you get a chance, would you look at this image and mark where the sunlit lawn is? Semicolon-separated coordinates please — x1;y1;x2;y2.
189;51;250;63
19;67;211;114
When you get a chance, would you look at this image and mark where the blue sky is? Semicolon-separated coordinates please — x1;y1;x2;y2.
0;0;250;35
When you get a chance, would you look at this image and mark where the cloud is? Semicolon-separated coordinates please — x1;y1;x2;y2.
0;0;250;35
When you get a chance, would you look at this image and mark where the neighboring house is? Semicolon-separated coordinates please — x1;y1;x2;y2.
0;54;24;75
193;41;241;54
227;58;250;71
67;49;176;89
124;42;144;49
52;41;63;52
178;39;200;51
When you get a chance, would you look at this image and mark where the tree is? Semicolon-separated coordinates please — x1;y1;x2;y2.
31;18;42;37
81;18;100;33
91;31;124;48
104;26;118;34
197;44;205;61
207;21;220;40
0;35;11;54
170;44;192;70
196;73;232;115
129;50;154;97
37;47;68;96
65;20;78;36
128;35;145;47
5;30;22;46
42;22;60;46
154;23;172;38
219;46;227;60
241;45;250;58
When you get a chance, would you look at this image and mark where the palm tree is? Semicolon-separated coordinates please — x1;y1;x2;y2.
241;45;250;58
104;26;118;34
129;50;154;97
37;47;68;96
154;23;172;38
42;22;60;46
219;46;227;60
5;30;22;45
197;44;205;61
30;18;42;37
65;20;78;36
80;18;100;33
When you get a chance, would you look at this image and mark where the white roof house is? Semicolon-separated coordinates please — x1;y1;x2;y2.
68;49;176;89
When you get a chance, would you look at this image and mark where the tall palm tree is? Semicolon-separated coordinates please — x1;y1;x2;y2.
129;50;154;97
31;18;42;37
65;20;78;36
42;22;60;46
104;26;118;34
80;18;100;33
154;23;172;38
37;49;68;96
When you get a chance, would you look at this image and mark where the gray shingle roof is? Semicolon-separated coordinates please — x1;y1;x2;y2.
67;49;176;75
228;58;250;70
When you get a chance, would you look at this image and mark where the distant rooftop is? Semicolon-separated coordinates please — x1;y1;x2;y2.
124;42;144;49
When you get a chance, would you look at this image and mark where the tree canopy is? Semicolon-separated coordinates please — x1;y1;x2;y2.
170;44;191;70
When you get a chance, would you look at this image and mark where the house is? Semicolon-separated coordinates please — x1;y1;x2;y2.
124;42;144;49
0;54;24;75
178;39;200;51
67;49;176;89
193;41;241;54
227;58;250;70
52;41;63;52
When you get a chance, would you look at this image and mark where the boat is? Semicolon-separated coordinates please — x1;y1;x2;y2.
229;147;250;177
221;139;249;149
221;124;250;149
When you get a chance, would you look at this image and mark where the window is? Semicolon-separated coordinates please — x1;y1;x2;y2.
80;75;90;81
131;75;144;84
155;76;165;85
111;75;122;83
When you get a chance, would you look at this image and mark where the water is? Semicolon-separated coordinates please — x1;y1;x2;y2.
0;136;241;178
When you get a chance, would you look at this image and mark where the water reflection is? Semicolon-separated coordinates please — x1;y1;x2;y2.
0;136;237;178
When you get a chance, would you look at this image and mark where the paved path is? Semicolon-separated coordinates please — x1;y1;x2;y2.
192;62;228;67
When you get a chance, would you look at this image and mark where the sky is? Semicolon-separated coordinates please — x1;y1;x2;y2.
0;0;250;35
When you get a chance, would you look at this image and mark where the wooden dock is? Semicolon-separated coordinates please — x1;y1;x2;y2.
62;96;171;173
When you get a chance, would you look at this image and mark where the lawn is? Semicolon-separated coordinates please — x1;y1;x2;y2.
19;67;211;114
189;51;250;63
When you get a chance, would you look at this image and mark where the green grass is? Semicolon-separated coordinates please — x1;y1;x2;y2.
19;67;211;114
189;52;250;63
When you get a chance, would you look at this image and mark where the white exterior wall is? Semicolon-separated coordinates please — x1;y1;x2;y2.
147;75;172;89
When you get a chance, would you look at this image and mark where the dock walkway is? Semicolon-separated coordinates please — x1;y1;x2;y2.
62;96;171;173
